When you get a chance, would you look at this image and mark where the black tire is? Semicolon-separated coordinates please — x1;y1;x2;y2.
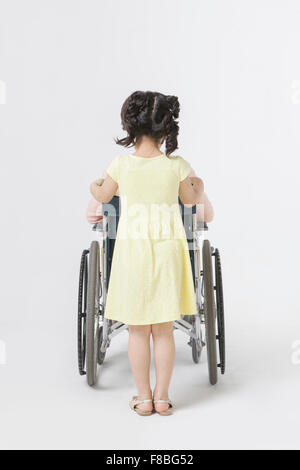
97;326;106;365
86;241;100;386
192;338;202;363
203;240;218;385
214;248;225;374
78;249;89;376
191;315;202;364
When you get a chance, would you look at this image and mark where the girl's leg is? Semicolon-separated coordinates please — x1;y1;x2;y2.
128;324;153;412
151;321;175;413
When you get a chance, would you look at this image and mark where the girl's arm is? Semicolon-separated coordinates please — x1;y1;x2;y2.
186;167;214;222
86;169;121;224
181;188;215;222
90;176;118;203
179;176;204;205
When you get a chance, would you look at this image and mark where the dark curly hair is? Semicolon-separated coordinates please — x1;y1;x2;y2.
114;90;180;156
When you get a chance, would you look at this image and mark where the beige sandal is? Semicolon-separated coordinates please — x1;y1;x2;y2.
153;399;173;416
129;396;153;416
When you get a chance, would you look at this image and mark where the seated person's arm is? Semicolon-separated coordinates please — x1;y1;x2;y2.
179;175;204;205
86;196;103;224
197;192;214;223
90;176;118;203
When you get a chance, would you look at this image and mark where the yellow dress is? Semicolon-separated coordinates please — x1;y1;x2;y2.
104;153;197;325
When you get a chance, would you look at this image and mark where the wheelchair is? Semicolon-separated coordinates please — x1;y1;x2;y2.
77;196;225;387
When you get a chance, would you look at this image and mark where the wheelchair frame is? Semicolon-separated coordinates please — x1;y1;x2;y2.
77;197;225;387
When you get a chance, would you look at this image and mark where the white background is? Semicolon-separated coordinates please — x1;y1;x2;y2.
0;0;300;450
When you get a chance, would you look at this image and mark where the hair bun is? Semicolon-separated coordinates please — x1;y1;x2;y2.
133;91;151;112
165;95;180;119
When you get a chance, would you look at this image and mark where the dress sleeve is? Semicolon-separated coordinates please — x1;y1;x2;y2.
178;156;192;181
106;156;120;183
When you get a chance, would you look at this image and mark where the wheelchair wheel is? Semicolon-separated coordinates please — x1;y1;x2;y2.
97;325;106;365
192;339;201;363
86;241;101;386
214;248;225;374
78;249;89;376
191;315;203;364
202;240;218;385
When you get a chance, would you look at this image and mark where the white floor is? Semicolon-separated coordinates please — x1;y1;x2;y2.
1;312;299;450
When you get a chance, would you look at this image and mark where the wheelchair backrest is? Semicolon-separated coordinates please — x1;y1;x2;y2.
102;197;197;288
102;196;195;232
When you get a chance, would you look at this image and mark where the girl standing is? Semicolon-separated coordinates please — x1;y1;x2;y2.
90;91;205;416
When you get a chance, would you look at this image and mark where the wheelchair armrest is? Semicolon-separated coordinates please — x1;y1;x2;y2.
197;221;208;231
92;221;104;232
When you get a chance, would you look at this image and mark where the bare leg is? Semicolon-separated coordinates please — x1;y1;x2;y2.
128;325;153;412
152;321;175;413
